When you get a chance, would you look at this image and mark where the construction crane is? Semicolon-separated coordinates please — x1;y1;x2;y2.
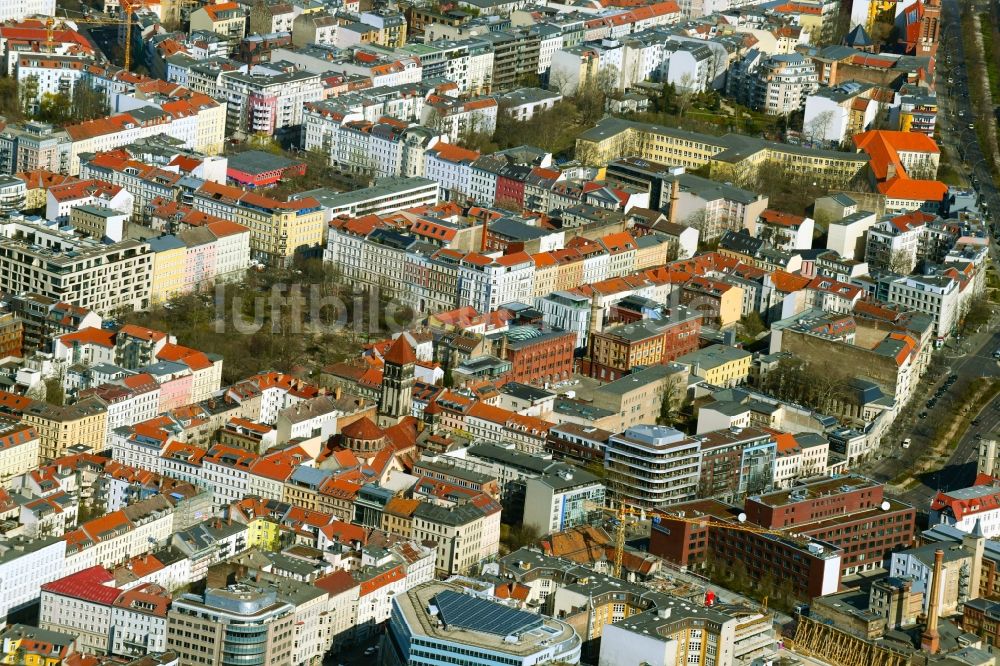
592;501;793;579
46;2;144;70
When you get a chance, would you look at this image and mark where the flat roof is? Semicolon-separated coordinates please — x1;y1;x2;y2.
397;581;579;656
228;150;303;176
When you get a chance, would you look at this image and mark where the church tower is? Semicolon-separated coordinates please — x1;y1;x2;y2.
378;336;416;427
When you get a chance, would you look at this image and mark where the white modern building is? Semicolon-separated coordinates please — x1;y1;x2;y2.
0;536;67;629
383;582;582;666
522;467;605;535
604;425;701;508
887;274;960;340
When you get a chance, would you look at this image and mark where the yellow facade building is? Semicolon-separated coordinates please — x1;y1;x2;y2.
192;182;325;266
675;344;753;387
148;235;188;305
22;397;107;462
575;117;869;188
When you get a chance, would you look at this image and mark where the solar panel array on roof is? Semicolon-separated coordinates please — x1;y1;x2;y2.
434;590;543;636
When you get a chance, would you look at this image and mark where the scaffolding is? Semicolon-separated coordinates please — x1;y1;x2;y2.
792;615;911;666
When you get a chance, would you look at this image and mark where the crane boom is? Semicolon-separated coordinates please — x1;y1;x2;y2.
46;7;140;70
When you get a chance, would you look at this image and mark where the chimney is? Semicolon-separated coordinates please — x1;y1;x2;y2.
334;386;342;400
480;216;489;253
668;179;680;225
499;334;508;359
920;549;944;654
589;296;603;336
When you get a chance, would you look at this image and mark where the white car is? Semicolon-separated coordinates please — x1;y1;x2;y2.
901;438;911;449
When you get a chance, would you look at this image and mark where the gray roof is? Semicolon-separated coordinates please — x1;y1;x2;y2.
148;235;186;252
228;150;303;176
500;87;562;106
296;177;436;208
676;344;752;370
594;362;686;396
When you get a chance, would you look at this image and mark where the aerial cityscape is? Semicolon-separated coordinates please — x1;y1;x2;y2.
0;0;990;661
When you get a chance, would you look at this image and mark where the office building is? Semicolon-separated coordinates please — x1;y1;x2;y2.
167;585;295;666
383;581;582;666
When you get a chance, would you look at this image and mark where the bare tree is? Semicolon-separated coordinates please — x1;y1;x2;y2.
805;109;836;144
888;249;914;274
675;73;696;117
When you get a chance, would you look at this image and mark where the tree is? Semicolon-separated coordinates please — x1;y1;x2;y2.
500;523;540;553
0;78;24;122
71;79;110;122
961;297;993;334
888;249;914;274
19;76;39;117
805;109;836;144
35;92;72;124
675;73;696;117
657;373;686;426
740;312;766;338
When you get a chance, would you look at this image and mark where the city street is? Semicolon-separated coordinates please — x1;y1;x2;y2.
857;0;1000;511
939;0;1000;230
865;323;1000;501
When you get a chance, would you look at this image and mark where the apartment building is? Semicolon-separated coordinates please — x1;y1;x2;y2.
21;397;107;462
0;536;67;631
887;274;960;340
747;53;818;115
863;211;934;272
604;424;701;508
411;498;501;575
192;182;324;265
675;344;752;387
522;467;605;535
41;567;169;656
62;497;175;574
0;425;40;485
478;29;540;91
214;67;323;138
0;122;71;175
803;81;878;144
584;308;701;382
189;2;247;53
65;93;226;175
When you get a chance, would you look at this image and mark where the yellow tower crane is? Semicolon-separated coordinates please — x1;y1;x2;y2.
46;3;146;71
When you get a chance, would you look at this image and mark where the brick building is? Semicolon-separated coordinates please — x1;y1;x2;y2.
649;498;843;599
650;475;916;598
582;307;701;381
496;327;575;386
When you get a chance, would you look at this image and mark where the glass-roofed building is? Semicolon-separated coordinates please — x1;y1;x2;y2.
383;581;581;666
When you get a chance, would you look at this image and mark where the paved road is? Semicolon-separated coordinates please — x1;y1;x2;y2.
859;0;1000;509
864;322;1000;500
940;0;1000;227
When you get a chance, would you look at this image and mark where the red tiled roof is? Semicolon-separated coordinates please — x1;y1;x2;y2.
877;176;948;200
42;566;120;605
342;416;385;441
383;336;416;365
58;327;115;348
930;483;1000;520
